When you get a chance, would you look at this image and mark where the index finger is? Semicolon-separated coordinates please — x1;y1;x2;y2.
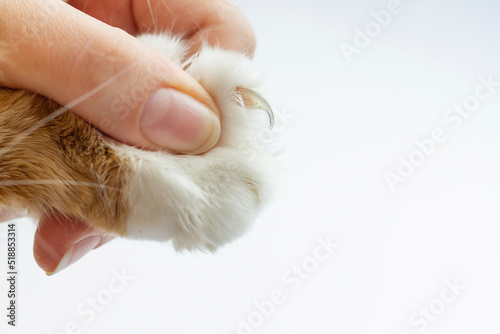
68;0;256;56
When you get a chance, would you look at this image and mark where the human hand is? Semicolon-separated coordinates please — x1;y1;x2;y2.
0;0;255;274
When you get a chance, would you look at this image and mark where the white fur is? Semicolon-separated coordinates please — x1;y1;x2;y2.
114;34;275;251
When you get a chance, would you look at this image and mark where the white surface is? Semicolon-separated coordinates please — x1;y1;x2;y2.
2;0;500;333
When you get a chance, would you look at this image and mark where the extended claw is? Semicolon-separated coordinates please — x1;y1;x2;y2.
237;88;274;129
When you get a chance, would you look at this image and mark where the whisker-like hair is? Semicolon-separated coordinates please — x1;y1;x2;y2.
0;65;132;161
0;179;122;192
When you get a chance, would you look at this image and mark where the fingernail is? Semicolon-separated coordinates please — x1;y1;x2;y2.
140;88;220;154
46;235;101;276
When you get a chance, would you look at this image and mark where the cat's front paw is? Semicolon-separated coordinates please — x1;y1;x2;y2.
116;38;276;250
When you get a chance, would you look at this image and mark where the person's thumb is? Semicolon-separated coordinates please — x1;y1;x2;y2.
0;0;220;154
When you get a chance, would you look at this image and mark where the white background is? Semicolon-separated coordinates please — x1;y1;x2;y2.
2;0;500;333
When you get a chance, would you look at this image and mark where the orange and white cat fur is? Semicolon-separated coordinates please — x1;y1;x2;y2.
0;34;275;251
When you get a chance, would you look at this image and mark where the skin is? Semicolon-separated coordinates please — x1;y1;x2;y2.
0;0;255;273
